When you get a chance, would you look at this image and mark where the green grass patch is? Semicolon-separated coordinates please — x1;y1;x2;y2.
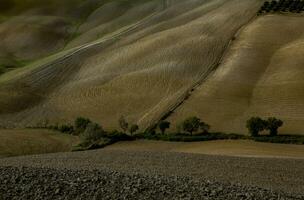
0;58;31;75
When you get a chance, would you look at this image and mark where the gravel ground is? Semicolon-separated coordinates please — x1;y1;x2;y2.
0;149;304;199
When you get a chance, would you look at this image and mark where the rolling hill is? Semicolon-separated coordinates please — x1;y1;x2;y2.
1;0;304;135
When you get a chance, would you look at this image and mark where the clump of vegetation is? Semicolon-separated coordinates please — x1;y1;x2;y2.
246;117;267;137
265;117;283;136
246;117;284;137
253;134;304;144
129;124;139;136
181;116;210;135
58;124;74;134
118;116;140;135
75;117;91;134
26;114;303;152
119;116;129;133
158;121;170;135
258;0;304;15
74;121;133;151
80;123;105;143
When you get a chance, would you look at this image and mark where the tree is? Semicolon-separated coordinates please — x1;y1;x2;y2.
266;117;283;136
246;117;267;137
182;116;201;135
129;124;139;135
199;121;210;134
159;121;170;135
119;116;129;133
81;123;105;143
75;117;91;133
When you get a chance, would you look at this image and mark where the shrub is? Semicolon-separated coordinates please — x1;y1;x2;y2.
75;117;91;133
265;117;283;136
159;121;170;134
246;117;267;137
107;130;133;142
118;116;129;133
58;124;74;134
129;124;139;135
80;123;105;143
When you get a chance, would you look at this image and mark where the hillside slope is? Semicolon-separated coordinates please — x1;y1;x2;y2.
4;0;304;135
0;0;263;132
169;14;304;134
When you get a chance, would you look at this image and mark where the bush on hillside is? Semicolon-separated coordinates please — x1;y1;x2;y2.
80;123;105;143
75;117;91;134
58;124;74;134
107;130;133;142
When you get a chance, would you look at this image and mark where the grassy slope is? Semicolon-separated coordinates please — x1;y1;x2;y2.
0;129;79;157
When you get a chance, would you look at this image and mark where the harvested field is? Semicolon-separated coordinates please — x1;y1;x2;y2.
0;0;264;133
0;148;303;197
169;14;304;134
106;139;304;159
0;166;302;200
1;0;304;135
0;129;78;157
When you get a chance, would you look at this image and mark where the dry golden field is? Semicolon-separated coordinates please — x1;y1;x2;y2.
106;139;304;159
2;0;304;135
169;14;304;134
0;129;79;157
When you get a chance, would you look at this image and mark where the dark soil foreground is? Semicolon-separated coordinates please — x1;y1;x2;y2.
0;167;303;200
0;149;304;199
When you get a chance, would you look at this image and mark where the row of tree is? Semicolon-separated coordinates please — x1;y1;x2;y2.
258;0;304;14
118;116;210;135
246;117;283;137
55;116;283;139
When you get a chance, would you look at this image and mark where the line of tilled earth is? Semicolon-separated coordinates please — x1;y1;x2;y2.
0;166;302;200
0;150;303;199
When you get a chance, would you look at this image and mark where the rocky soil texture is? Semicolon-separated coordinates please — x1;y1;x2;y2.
0;166;303;200
0;149;304;199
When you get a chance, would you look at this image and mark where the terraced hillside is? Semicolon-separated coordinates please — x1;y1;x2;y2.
2;0;304;135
